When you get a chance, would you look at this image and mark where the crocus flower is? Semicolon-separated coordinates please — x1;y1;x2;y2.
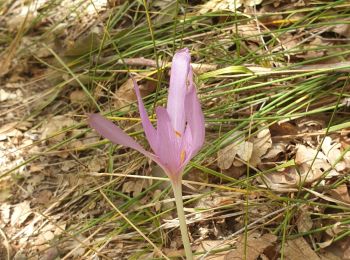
88;48;204;259
88;48;205;184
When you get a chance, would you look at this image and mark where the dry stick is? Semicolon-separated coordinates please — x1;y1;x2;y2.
94;56;350;74
100;190;170;260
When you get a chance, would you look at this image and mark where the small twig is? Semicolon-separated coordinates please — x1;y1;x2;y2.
95;55;350;75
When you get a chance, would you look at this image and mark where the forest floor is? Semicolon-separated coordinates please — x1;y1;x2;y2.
0;0;350;259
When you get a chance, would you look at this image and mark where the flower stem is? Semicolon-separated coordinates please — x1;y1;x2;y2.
171;181;193;260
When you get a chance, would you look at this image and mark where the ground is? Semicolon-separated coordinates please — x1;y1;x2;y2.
0;0;350;259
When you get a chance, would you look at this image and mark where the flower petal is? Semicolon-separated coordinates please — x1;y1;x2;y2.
166;48;191;135
133;79;158;153
155;107;181;178
184;68;205;159
88;113;156;160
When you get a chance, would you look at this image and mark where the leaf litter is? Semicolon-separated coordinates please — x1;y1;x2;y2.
1;0;350;259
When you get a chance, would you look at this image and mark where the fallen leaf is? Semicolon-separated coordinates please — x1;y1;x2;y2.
321;136;346;172
0;186;12;202
153;0;178;25
297;118;325;133
0;122;17;135
283;237;320;260
317;238;334;249
114;77;156;111
217;132;244;170
122;179;149;197
322;236;350;260
327;184;350;204
218;129;272;169
60;235;88;257
27;174;45;187
7;5;38;31
35;190;53;205
217;142;238;170
237;140;254;162
319;250;342;260
41;247;60;260
223;164;246;179
326;19;350;38
224;232;277;260
35;230;55;246
296;207;313;233
263;142;286;160
61;161;76;172
41;115;76;142
11;201;32;226
69;90;90;106
295;144;334;183
325;222;347;237
0;122;22;141
259;168;299;191
0;203;11;224
250;128;272;166
243;0;263;7
270;122;298;136
87;156;105;172
63;32;101;57
0;89;22;102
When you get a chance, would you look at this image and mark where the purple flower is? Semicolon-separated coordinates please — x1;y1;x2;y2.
88;48;205;182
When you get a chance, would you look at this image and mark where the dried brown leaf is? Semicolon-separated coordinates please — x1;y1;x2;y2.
323;237;350;260
122;179;149;197
0;88;22;102
217;142;238;170
327;184;350;204
218;129;272;169
283;237;320;260
11;201;32;226
296;207;313;233
263;142;286;160
41;115;76;142
321;136;346;172
69;90;90;106
295;144;334;183
217;132;244;170
224;232;277;260
270;122;298;136
114;78;156;111
0;203;11;224
87;156;105;172
250;128;272;166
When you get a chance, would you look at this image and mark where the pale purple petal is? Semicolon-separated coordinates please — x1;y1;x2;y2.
133;79;158;153
183;72;205;159
155;107;181;178
166;48;191;135
88;113;158;161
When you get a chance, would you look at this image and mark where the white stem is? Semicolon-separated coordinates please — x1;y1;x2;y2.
172;181;193;260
